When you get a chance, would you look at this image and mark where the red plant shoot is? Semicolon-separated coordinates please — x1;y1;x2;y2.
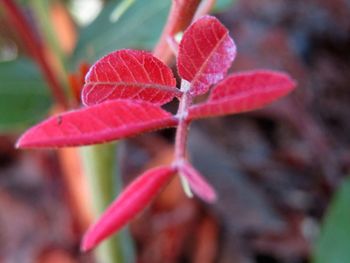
17;16;296;251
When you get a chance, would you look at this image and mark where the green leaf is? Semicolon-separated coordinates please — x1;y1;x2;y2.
71;0;171;66
312;177;350;263
0;58;52;132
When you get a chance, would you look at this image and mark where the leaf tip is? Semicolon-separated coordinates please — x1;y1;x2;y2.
15;131;30;149
15;124;44;149
15;139;22;149
80;231;96;252
276;72;298;97
205;190;218;203
289;76;298;91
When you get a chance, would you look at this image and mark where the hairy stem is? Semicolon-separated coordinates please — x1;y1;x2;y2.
174;80;192;162
173;80;194;196
153;0;201;64
1;0;68;108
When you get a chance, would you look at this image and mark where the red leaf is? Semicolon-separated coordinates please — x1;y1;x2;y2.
178;161;217;203
177;16;236;96
17;100;177;148
188;70;296;120
82;49;180;106
81;166;176;251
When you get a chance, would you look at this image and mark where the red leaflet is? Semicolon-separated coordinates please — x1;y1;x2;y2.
188;70;296;120
177;16;236;96
81;166;176;251
178;161;217;203
16;100;178;148
82;50;180;106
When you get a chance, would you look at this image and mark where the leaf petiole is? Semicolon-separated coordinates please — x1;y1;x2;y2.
179;175;194;198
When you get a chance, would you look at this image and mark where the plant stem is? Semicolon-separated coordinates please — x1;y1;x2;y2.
80;143;135;263
153;0;201;63
174;80;192;162
1;0;68;108
173;80;194;196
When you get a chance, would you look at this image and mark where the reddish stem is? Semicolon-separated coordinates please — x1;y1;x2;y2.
173;81;218;202
153;0;201;64
2;0;68;108
174;80;192;164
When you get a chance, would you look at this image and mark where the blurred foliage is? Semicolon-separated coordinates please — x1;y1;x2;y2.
72;0;236;66
312;177;350;263
72;0;170;66
213;0;235;12
0;58;51;132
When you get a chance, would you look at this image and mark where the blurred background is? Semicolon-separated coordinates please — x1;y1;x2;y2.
0;0;350;262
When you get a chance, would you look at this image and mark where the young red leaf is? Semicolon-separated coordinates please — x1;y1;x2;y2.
81;165;176;251
188;70;296;120
16;100;178;148
178;161;217;203
177;16;236;96
82;49;180;106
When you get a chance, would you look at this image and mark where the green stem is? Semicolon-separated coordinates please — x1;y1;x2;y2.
80;143;135;263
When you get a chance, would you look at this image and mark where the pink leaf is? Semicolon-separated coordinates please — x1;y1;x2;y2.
17;100;178;148
177;16;236;96
188;70;296;120
81;166;176;251
178;161;217;203
82;49;180;106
